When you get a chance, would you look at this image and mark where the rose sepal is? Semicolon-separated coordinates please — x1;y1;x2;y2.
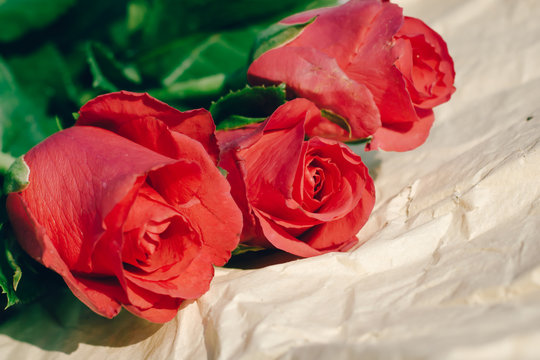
3;156;30;195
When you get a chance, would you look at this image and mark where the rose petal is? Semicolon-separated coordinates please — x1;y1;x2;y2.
15;126;179;272
281;0;396;70
154;132;242;266
77;91;219;163
7;125;224;319
144;254;215;299
121;185;201;274
395;16;456;108
249;46;380;139
121;280;183;323
6;194;122;319
253;208;321;258
367;107;435;151
238;99;309;201
303;174;376;252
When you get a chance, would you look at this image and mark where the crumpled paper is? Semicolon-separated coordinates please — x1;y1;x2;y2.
1;0;540;358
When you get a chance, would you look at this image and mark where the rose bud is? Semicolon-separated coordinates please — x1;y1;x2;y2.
393;17;456;110
6;92;242;323
248;0;455;151
218;99;375;258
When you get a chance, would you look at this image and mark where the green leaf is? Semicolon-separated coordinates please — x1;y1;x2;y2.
137;28;258;106
134;0;338;106
7;44;77;103
135;0;339;84
210;85;286;129
0;0;76;43
0;57;58;157
7;44;79;129
0;224;22;308
148;74;227;103
137;28;258;92
251;17;316;61
161;33;249;87
218;167;228;177
127;0;148;33
231;244;267;257
0;220;63;309
216;115;267;131
86;42;142;93
321;109;353;138
319;110;372;144
138;0;321;48
346;137;372;145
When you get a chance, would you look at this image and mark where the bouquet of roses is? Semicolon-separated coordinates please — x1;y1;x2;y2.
0;0;454;323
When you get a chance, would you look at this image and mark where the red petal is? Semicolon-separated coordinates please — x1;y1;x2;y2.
217;134;259;243
121;185;201;274
342;4;422;140
7;125;229;320
281;0;393;69
129;254;215;299
303;169;376;252
122;280;184;323
17;126;179;272
395;17;456;108
151;132;242;266
227;99;313;210
77;91;220;164
218;100;376;257
367;107;434;151
7;194;122;319
253;208;321;258
248;47;380;139
304;114;350;142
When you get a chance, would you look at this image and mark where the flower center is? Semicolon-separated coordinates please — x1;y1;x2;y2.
300;154;340;213
310;167;324;200
121;183;200;274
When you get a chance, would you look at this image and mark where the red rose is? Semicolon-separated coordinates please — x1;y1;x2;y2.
393;17;456;110
248;0;455;151
368;16;456;151
6;92;242;323
218;99;375;257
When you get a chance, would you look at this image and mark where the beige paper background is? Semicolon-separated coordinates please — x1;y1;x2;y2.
1;0;540;358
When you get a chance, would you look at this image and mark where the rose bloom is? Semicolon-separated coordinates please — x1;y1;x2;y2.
7;92;242;323
218;99;375;257
248;0;455;151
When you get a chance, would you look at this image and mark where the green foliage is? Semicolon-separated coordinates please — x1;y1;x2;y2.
0;224;22;308
319;110;372;145
0;0;76;43
127;0;339;107
6;44;79;129
0;219;63;309
86;42;142;92
0;58;58;157
136;0;324;48
231;244;267;257
210;85;287;130
346;137;373;145
321;109;353;138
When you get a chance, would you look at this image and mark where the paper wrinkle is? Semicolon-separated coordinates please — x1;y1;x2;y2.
2;0;540;359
